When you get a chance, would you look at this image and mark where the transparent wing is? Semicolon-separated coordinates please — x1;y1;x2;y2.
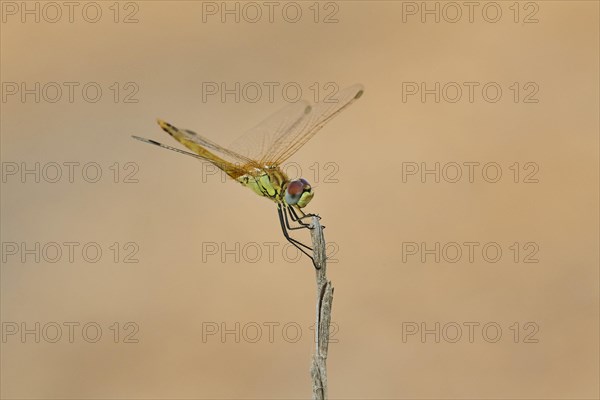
154;119;257;178
260;84;364;165
228;100;312;163
178;127;257;166
150;84;363;174
229;84;364;165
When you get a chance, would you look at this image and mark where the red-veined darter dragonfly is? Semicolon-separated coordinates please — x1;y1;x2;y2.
132;84;364;267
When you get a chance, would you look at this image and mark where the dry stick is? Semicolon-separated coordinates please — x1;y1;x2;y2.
310;216;334;400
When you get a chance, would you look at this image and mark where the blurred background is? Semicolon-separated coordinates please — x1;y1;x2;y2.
1;1;598;399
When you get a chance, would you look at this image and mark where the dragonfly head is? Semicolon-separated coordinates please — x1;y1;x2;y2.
284;178;314;208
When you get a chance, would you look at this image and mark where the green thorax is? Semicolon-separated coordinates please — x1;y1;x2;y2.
236;167;289;203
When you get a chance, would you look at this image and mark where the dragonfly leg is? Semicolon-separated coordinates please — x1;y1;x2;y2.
284;206;311;230
287;206;309;224
288;206;325;230
277;205;319;269
278;205;312;250
293;206;321;221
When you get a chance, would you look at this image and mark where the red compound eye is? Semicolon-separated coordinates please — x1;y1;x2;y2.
287;180;304;196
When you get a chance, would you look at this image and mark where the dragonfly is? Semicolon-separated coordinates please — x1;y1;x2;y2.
132;84;364;267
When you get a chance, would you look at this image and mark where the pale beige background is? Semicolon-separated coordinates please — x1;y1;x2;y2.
1;1;598;399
